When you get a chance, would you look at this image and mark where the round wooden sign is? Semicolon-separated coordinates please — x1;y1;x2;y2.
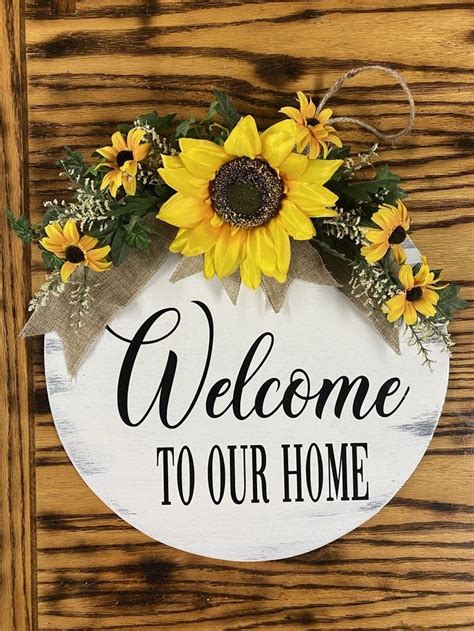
45;255;449;561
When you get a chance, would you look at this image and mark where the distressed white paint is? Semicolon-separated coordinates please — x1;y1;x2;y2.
45;252;449;561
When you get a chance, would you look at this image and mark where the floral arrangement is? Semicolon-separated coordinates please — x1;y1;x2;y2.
8;87;467;368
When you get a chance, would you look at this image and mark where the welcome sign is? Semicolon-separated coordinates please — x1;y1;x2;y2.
45;256;449;561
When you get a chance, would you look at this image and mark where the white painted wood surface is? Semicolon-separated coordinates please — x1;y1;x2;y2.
45;253;449;561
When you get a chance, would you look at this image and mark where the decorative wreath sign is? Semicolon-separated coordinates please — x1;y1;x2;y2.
10;66;468;561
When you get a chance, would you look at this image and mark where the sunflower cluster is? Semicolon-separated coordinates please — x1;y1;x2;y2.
7;89;467;360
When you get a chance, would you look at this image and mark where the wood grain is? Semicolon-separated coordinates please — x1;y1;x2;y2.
0;1;35;630
2;0;473;627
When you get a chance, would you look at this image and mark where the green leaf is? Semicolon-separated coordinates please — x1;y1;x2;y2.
123;221;152;251
345;164;406;204
6;208;38;243
137;111;176;133
117;123;134;135
326;145;351;160
212;88;241;130
110;228;129;266
436;284;470;319
41;249;63;271
106;195;159;217
175;117;197;138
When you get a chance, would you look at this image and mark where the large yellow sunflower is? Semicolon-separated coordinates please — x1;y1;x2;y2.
40;219;112;282
97;129;151;197
361;200;410;264
157;115;342;289
280;92;342;159
383;256;443;325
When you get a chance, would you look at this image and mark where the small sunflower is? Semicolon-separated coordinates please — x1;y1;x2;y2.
280;92;342;159
40;219;112;282
383;256;443;325
97;129;151;197
361;200;410;264
157;115;342;289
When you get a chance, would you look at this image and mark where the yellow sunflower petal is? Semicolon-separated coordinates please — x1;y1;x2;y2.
296;127;311;153
109;172;122;198
279;106;304;123
384;292;406;322
162;154;183;169
414;257;435;286
224;115;261;159
122;160;138;177
240;255;261;290
122;175;136;196
248;226;276;277
96;146;117;162
413;293;437;317
60;261;79;283
213;225;245;277
372;205;398;230
399;264;415;289
286;181;338;215
317;108;333;125
365;228;387;245
127;128;146;150
326;134;342;147
278;152;308;180
39;238;65;257
296;90;309;116
111;131;127;152
133;142;151;162
298;159;342;185
308;138;321;159
63;220;80;245
204;248;216;278
391;243;407;264
100;169;118;191
259;119;297;168
268;216;291;280
279;199;316;240
87;259;112;273
179;139;228;180
403;302;418;325
361;241;389;264
158;166;208;199
44;222;66;245
169;228;191;253
78;235;99;252
181;220;220;256
158;192;212;228
86;245;111;262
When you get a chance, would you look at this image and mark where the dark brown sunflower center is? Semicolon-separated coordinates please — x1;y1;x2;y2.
388;225;407;245
116;150;134;167
406;286;423;302
64;245;85;263
209;156;284;228
306;117;318;126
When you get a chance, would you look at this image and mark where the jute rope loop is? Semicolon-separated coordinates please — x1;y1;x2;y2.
317;65;416;144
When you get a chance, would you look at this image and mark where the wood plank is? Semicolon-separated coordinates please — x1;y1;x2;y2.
0;1;36;630
22;0;474;627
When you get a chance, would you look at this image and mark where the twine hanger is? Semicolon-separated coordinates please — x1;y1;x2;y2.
317;65;416;144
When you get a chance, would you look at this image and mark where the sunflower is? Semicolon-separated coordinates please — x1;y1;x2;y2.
40;219;112;282
361;200;410;264
279;92;342;159
97;128;151;197
157;115;342;289
383;256;443;325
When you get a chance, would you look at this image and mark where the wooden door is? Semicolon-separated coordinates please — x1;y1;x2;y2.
1;1;473;628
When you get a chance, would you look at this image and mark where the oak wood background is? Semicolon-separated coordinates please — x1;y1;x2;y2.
1;0;473;628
